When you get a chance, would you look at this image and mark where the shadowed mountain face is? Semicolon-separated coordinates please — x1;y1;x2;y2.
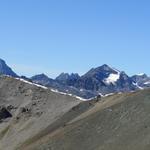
0;59;18;77
31;73;56;86
131;74;150;88
74;65;136;93
56;73;80;86
31;64;142;98
18;89;150;150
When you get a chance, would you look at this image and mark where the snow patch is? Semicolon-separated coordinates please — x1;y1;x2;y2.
98;93;105;97
50;88;89;101
10;76;89;101
136;73;145;76
104;93;115;97
104;73;120;84
144;81;150;85
132;82;144;90
15;78;48;89
118;92;122;95
80;89;84;92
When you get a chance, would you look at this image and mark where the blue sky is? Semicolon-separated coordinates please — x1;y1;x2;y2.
0;0;150;78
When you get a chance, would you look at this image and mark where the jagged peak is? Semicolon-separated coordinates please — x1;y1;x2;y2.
83;64;120;78
56;72;80;80
31;73;50;80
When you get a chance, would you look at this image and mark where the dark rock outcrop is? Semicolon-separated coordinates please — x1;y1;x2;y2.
0;107;12;120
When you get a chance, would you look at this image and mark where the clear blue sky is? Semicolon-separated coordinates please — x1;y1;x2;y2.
0;0;150;78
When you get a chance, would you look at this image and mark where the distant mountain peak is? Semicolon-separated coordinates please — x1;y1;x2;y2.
100;64;111;69
136;73;147;77
83;64;119;79
131;73;150;87
56;72;80;81
56;73;70;81
98;64;119;72
0;58;18;77
36;73;48;78
31;73;49;80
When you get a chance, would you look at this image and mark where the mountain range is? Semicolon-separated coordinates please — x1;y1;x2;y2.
1;58;150;150
0;58;150;99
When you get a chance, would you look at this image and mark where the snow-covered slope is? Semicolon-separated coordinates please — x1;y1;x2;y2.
104;73;120;84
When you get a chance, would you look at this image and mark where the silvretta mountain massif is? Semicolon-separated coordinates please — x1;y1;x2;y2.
0;58;150;150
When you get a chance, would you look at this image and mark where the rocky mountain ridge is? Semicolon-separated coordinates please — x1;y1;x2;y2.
0;58;150;99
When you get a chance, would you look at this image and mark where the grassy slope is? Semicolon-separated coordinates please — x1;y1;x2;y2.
23;89;150;150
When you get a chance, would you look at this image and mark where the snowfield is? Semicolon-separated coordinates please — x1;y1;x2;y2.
144;81;150;85
104;73;120;84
